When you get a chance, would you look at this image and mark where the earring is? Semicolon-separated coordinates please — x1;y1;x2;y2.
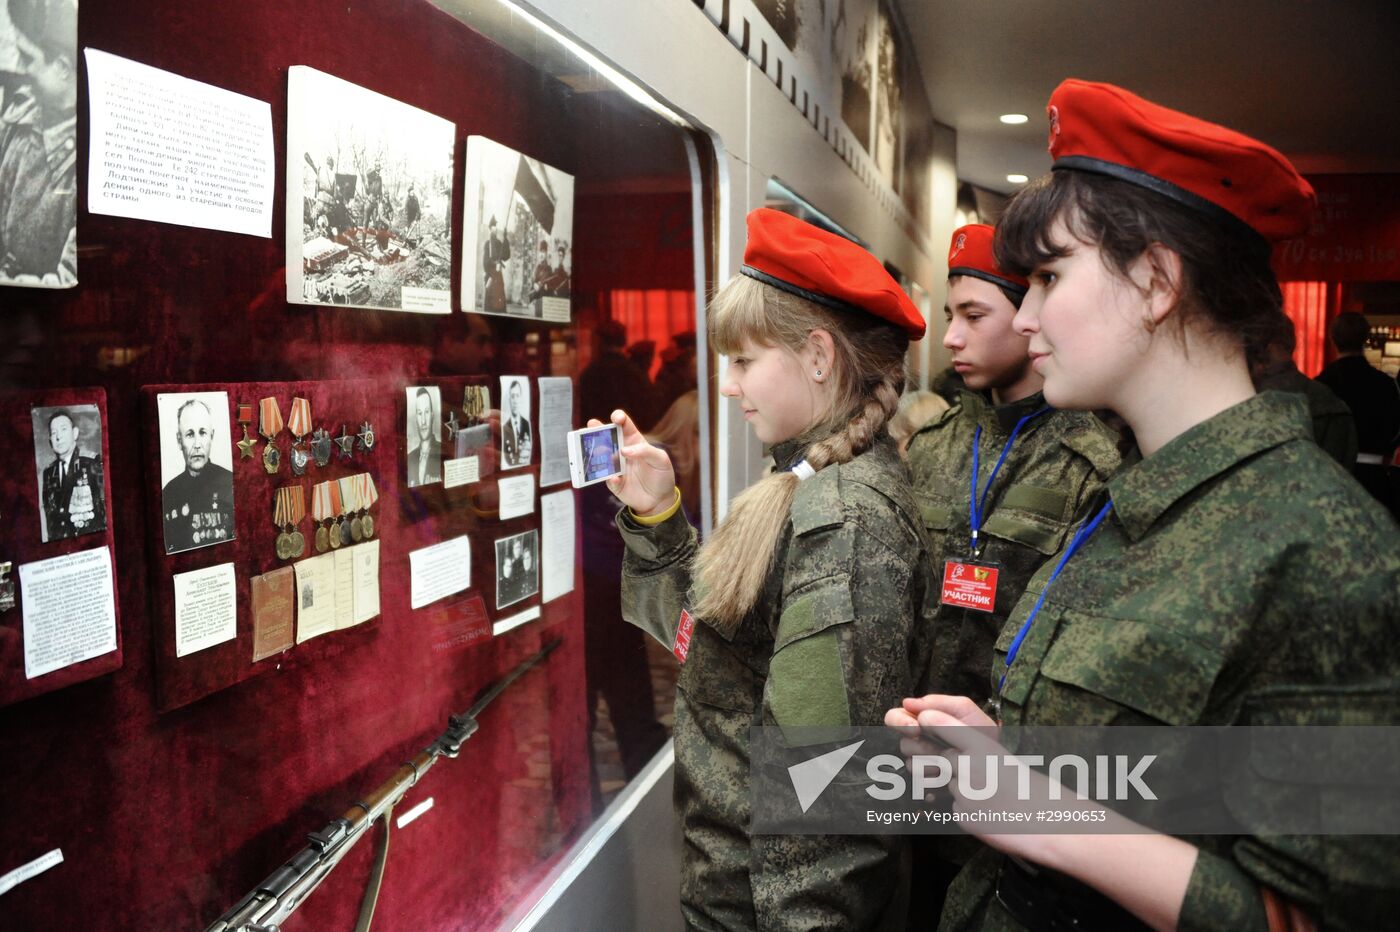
814;369;823;378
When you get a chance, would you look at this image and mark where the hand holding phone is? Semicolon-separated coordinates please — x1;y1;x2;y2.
583;410;675;515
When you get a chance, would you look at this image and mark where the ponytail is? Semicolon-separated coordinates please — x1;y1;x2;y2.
693;276;907;630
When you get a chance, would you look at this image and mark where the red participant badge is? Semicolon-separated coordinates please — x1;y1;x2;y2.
940;560;1000;613
673;609;696;663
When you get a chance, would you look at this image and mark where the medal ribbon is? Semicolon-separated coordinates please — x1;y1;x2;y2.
328;478;344;519
288;397;312;438
311;481;333;524
273;486;306;527
998;500;1114;692
356;472;379;510
237;403;254;425
968;407;1051;554
259;397;285;440
338;476;360;517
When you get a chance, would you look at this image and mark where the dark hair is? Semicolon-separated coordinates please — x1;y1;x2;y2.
47;409;74;430
994;170;1285;368
947;273;1024;309
1329;312;1369;354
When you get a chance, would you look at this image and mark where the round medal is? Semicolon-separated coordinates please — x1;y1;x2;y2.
275;532;292;560
340;520;353;547
263;444;281;475
350;516;364;542
289;531;306;558
315;525;329;553
329;520;342;549
361;514;375;539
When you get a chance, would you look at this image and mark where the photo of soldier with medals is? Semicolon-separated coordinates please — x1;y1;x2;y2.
157;391;236;555
31;404;107;542
405;386;442;487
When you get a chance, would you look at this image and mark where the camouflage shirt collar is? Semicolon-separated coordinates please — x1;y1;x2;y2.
1108;392;1310;542
958;388;1049;435
770;438;809;472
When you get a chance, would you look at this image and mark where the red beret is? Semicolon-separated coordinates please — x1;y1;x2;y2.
1046;79;1315;243
740;208;925;339
947;224;1028;295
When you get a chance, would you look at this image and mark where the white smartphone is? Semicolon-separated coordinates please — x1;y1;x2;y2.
567;423;626;488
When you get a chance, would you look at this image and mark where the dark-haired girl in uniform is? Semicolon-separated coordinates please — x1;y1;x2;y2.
890;79;1400;932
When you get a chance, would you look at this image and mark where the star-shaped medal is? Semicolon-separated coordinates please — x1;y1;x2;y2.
237;427;258;459
357;420;376;452
335;424;356;460
445;411;460;442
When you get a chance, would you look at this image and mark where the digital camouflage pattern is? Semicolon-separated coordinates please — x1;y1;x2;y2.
939;391;1400;932
905;390;1122;706
619;435;937;931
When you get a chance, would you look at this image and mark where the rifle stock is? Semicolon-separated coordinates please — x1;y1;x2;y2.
205;639;558;932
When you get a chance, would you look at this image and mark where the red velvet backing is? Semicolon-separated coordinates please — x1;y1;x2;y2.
0;0;697;927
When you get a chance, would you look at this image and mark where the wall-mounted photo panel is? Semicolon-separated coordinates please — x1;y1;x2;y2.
31;404;106;543
155;391;235;555
494;529;539;610
286;66;454;313
462;136;573;322
0;0;77;289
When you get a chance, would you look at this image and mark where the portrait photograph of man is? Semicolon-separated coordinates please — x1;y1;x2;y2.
494;529;538;610
157;391;236;555
31;403;105;542
405;385;442;487
500;375;531;469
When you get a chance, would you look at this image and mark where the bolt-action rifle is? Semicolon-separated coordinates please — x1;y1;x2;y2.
204;638;560;932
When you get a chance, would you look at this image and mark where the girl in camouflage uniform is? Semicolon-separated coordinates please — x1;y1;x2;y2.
891;80;1400;931
603;208;937;930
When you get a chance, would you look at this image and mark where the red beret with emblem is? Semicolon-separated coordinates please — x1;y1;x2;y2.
947;223;1028;295
1046;79;1315;243
740;208;925;339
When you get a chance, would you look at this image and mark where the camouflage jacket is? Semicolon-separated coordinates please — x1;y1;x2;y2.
940;392;1400;932
619;434;937;931
905;390;1122;706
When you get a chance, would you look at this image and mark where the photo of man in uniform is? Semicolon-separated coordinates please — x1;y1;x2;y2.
482;215;509;312
32;403;105;542
501;377;531;468
159;392;236;555
405;385;441;487
494;530;538;609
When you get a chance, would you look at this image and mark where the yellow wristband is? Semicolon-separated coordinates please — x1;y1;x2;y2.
630;487;682;526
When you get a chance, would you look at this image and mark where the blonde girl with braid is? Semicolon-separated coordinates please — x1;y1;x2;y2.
598;209;937;931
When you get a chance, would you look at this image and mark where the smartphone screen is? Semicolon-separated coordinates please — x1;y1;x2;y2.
579;424;623;482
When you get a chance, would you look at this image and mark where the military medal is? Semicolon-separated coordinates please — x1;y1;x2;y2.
463;385;488;425
0;562;15;613
356;420;376;453
259;397;285;475
288;397;313;477
68;474;96;530
273;486;307;560
311;427;333;468
236;402;258;460
327;479;345;550
445;411;461;445
311;481;333;553
356;472;379;539
334;424;356;461
339;476;362;543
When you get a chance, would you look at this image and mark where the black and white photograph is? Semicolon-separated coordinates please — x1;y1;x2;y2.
405;385;442;488
285;65;455;313
462;135;574;323
494;529;538;610
0;0;78;289
156;390;236;555
31;403;105;542
499;375;532;469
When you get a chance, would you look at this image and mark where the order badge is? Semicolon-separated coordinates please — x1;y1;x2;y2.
940;560;1000;613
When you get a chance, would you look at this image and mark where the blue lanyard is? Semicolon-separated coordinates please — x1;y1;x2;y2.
998;500;1114;692
968;407;1051;555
